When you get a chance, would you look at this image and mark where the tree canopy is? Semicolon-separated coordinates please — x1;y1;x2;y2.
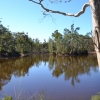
0;20;94;58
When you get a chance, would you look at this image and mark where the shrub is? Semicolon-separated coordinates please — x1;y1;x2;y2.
91;92;100;100
2;96;12;100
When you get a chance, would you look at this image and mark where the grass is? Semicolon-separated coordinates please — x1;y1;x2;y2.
2;92;100;100
2;90;50;100
91;92;100;100
2;96;12;100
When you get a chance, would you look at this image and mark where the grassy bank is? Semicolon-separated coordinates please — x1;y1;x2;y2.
2;92;100;100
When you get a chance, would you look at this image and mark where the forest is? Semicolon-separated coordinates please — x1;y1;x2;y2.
0;21;94;58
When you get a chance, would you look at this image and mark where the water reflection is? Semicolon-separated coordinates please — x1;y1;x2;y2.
0;54;98;90
49;55;98;86
0;54;48;90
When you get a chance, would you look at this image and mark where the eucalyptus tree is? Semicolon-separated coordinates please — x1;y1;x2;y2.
63;24;87;54
52;30;62;41
0;23;6;53
49;25;93;55
14;32;23;53
85;33;94;52
0;22;14;54
42;39;48;52
27;37;34;52
14;32;34;53
1;31;14;53
21;33;31;53
48;38;54;54
14;32;28;53
34;38;41;52
29;0;100;66
52;30;63;54
55;37;63;54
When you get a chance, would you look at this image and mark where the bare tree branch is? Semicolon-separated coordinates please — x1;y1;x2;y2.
38;11;57;25
29;0;90;17
29;0;40;4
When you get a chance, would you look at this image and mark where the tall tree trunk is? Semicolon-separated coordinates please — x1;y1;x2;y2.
90;0;100;69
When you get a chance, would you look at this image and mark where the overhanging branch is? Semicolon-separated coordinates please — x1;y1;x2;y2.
29;0;90;17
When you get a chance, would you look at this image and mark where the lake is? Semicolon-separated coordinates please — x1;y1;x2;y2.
0;54;100;100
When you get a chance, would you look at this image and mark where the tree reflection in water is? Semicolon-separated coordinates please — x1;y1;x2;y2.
0;54;48;90
49;55;98;86
0;54;98;90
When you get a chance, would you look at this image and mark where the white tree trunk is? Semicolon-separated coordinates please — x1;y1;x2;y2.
90;0;100;69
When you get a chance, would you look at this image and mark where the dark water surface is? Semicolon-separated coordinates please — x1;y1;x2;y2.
0;54;100;100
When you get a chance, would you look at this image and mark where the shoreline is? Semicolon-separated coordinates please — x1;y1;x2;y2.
0;52;96;60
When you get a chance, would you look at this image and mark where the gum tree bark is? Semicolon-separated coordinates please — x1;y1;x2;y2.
29;0;100;67
90;0;100;68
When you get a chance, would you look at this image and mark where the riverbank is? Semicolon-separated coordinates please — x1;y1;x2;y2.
88;52;96;55
0;52;32;59
2;91;100;100
0;51;96;60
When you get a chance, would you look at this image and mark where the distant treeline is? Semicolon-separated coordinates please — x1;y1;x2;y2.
0;22;94;58
48;24;94;55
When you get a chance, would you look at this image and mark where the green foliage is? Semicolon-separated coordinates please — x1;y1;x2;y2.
0;20;94;57
48;38;54;53
48;24;94;55
91;92;100;100
52;30;62;41
3;96;12;100
0;21;42;56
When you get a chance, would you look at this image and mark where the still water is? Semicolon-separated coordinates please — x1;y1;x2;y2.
0;54;100;100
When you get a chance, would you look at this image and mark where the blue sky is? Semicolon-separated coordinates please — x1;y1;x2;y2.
0;0;92;42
